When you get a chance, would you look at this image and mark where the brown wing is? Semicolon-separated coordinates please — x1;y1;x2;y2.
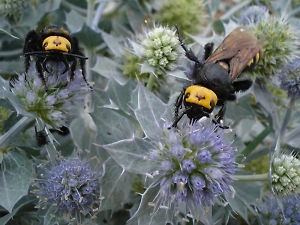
206;26;263;81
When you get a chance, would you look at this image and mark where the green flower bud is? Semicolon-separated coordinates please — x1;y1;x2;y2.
271;154;300;196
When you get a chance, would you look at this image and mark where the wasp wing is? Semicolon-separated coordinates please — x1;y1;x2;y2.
206;27;263;81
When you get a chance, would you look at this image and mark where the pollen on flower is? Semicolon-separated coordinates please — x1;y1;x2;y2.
148;121;238;220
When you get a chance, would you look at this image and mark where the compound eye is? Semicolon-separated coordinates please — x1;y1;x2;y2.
185;92;190;98
43;42;48;48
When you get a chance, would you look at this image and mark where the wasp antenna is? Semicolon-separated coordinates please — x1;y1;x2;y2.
62;52;88;60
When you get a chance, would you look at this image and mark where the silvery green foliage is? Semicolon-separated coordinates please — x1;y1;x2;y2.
0;1;300;225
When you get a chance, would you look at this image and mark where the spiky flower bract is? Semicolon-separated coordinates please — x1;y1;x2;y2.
156;0;206;41
239;5;268;25
32;156;101;221
279;59;300;97
250;15;299;78
132;25;182;74
122;51;166;92
10;61;90;128
149;122;237;221
271;154;300;196
0;107;10;134
258;193;300;224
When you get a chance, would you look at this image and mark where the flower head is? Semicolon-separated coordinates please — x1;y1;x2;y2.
258;193;300;224
271;154;300;196
10;61;90;128
132;25;182;74
156;0;206;40
279;59;300;97
239;5;268;25
0;0;30;18
149;122;237;219
32;156;101;220
250;15;300;78
122;51;166;92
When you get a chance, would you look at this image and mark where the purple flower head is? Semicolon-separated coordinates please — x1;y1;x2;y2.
258;193;300;224
149;121;238;219
239;6;269;25
33;156;102;219
279;59;300;97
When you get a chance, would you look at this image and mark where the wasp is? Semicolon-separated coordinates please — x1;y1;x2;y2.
171;26;263;128
23;25;91;91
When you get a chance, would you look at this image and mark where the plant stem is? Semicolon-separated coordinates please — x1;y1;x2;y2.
146;73;156;91
0;117;34;149
85;0;97;113
86;0;95;26
92;1;108;29
232;173;268;182
274;94;296;157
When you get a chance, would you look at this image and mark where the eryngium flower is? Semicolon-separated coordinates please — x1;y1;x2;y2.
149;122;237;219
271;154;300;196
122;51;166;92
250;15;299;78
258;194;300;224
156;0;206;40
0;0;29;18
239;5;268;25
279;59;300;97
33;157;101;217
10;61;90;128
133;25;182;73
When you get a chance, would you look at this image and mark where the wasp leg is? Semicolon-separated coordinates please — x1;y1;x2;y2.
168;107;191;129
169;90;185;129
71;37;92;90
79;57;92;90
174;24;200;64
213;105;229;129
212;119;229;129
61;56;70;75
36;57;48;91
42;58;50;73
203;42;214;60
174;90;185;118
23;30;40;73
232;80;253;92
69;57;76;81
215;104;226;123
